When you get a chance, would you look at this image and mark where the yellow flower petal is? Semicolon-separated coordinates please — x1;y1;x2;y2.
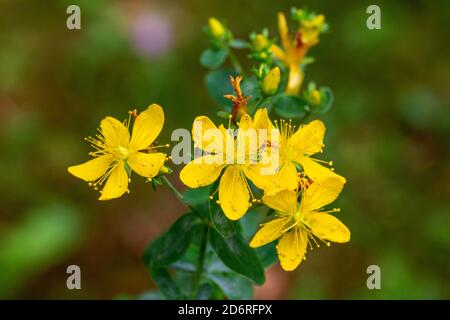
192;116;225;154
273;161;299;192
219;165;250;220
252;108;274;150
277;229;307;271
289;120;325;156
277;12;290;51
270;44;286;61
99;161;128;200
130;104;164;150
179;155;226;188
301;177;344;212
250;217;290;248
68;155;114;182
100;117;130;148
128;152;166;178
286;64;304;95
252;108;272;131
238;113;253;130
236;114;256;162
262;189;297;215
298;156;346;182
306;213;350;243
241;162;275;191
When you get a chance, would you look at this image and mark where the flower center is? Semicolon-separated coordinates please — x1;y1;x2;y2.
294;208;304;224
117;146;129;160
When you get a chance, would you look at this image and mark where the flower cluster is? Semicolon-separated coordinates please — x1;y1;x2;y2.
68;7;350;297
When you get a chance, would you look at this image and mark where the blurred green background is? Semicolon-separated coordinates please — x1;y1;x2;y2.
0;0;449;299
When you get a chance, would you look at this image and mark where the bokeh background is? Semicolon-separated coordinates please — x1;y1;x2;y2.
0;0;449;299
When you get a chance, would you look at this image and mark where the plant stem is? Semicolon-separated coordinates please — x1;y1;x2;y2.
191;225;209;298
160;175;205;222
228;49;245;76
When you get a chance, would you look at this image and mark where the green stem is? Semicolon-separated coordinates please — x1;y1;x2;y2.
228;49;245;76
160;175;205;223
191;225;209;298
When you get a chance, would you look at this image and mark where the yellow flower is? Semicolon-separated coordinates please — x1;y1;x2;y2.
179;109;274;220
68;104;167;200
208;17;226;38
262;67;281;96
270;12;325;94
263;119;345;195
250;177;350;271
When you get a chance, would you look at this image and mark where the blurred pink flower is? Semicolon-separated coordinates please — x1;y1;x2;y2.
130;12;173;58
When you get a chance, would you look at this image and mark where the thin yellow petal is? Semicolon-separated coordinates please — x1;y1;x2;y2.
219;165;250;220
277;12;290;50
289;120;325;156
277;228;307;271
130;104;164;150
270;44;286;61
306;213;350;243
298;156;346;182
238;113;253;130
236;114;256;163
99;162;128;200
100;117;130;148
252;108;272;131
179;155;225;188
68;155;114;182
262;189;297;215
286;64;304;95
128;152;166;178
252;108;273;150
301;177;344;212
250;217;290;248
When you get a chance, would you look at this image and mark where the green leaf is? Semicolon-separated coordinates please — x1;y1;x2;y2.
241;75;261;105
239;209;278;268
206;257;253;299
230;39;249;49
183;186;211;219
313;87;334;114
138;290;165;300
195;282;226;300
209;229;264;285
273;94;307;118
200;48;228;69
209;205;265;285
150;267;183;299
171;233;254;299
255;242;278;268
205;68;235;109
143;213;202;268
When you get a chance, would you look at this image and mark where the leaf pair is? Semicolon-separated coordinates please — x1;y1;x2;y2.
143;212;202;299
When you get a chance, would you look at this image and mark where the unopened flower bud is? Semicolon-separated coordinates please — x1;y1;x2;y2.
208;17;226;38
310;89;321;105
252;34;270;51
159;165;171;174
262;67;281;95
